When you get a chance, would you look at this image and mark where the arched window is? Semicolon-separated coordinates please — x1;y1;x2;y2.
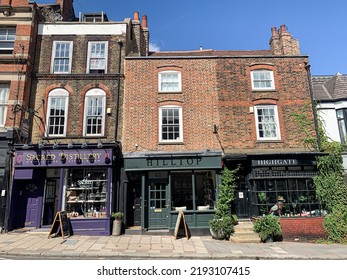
46;88;69;137
83;88;106;136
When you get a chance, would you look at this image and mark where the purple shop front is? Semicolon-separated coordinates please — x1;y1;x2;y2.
9;147;115;236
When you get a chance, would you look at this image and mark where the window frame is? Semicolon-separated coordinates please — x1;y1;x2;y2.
254;105;281;141
251;70;275;91
158;71;182;93
45;89;69;137
0;83;10;127
159;105;183;143
336;108;347;144
83;88;106;137
51;41;73;74
0;27;16;53
86;41;108;74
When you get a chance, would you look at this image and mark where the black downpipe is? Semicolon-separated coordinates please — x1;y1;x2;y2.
114;39;123;141
305;63;321;151
115;40;123;213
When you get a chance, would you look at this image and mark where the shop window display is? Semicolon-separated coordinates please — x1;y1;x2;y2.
65;168;108;218
171;171;216;211
250;165;321;217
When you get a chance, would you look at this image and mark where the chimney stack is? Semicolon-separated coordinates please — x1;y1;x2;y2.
269;24;300;55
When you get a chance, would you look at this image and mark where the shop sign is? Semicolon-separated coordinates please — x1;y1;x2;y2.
124;155;222;171
252;158;316;166
14;149;113;167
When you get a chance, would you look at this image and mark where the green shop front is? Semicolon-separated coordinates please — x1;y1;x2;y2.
122;151;222;235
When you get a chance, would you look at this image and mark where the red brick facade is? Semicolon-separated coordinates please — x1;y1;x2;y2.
123;49;315;154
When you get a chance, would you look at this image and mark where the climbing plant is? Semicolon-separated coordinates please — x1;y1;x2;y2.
292;102;347;242
290;103;318;150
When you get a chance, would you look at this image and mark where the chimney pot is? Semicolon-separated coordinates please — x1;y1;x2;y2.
271;27;277;36
134;11;139;21
280;25;287;32
142;15;148;28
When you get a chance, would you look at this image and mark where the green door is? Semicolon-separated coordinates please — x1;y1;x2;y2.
148;179;170;229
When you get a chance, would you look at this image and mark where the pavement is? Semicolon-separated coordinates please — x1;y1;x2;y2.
0;230;346;260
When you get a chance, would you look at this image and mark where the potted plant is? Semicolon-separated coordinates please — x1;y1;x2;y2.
253;214;282;242
209;167;238;240
111;212;123;236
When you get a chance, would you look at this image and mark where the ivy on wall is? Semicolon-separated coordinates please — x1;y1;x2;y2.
292;102;347;243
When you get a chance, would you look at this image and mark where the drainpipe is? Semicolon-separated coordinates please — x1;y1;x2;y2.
114;39;123;141
305;63;321;151
114;39;123;213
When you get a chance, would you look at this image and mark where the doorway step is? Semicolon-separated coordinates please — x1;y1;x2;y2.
229;220;261;243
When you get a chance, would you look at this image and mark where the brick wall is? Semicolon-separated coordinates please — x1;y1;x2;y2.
123;54;316;154
30;32;126;144
123;57;221;152
216;56;315;153
280;217;326;241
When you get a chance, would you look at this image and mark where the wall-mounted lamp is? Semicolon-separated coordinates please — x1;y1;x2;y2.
81;140;88;149
3;10;11;16
67;140;74;149
97;139;103;149
38;139;45;149
53;140;60;149
213;124;218;134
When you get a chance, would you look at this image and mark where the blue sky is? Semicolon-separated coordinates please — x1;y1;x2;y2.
36;0;347;75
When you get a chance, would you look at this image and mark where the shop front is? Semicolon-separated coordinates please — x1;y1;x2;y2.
9;143;117;235
123;151;222;235
225;153;321;219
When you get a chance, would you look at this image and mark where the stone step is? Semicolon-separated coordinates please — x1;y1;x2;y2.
230;221;260;243
230;235;261;243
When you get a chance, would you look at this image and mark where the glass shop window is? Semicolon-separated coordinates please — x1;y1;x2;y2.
171;172;193;211
195;171;216;210
65;168;108;218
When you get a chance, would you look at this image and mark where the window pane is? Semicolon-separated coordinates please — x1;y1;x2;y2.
160;72;180;91
171;172;193;210
0;27;15;50
252;71;274;89
53;42;71;73
256;106;278;139
85;94;105;135
161;108;181;141
89;42;106;72
47;95;67;136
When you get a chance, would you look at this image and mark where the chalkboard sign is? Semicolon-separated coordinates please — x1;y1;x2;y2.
48;211;71;239
173;211;189;240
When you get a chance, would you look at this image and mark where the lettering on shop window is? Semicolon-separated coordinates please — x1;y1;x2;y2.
146;157;202;168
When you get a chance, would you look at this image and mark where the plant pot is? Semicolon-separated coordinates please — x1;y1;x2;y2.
264;236;273;243
210;228;225;240
112;219;122;236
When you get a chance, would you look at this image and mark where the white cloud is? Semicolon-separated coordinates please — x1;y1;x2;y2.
149;42;161;52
